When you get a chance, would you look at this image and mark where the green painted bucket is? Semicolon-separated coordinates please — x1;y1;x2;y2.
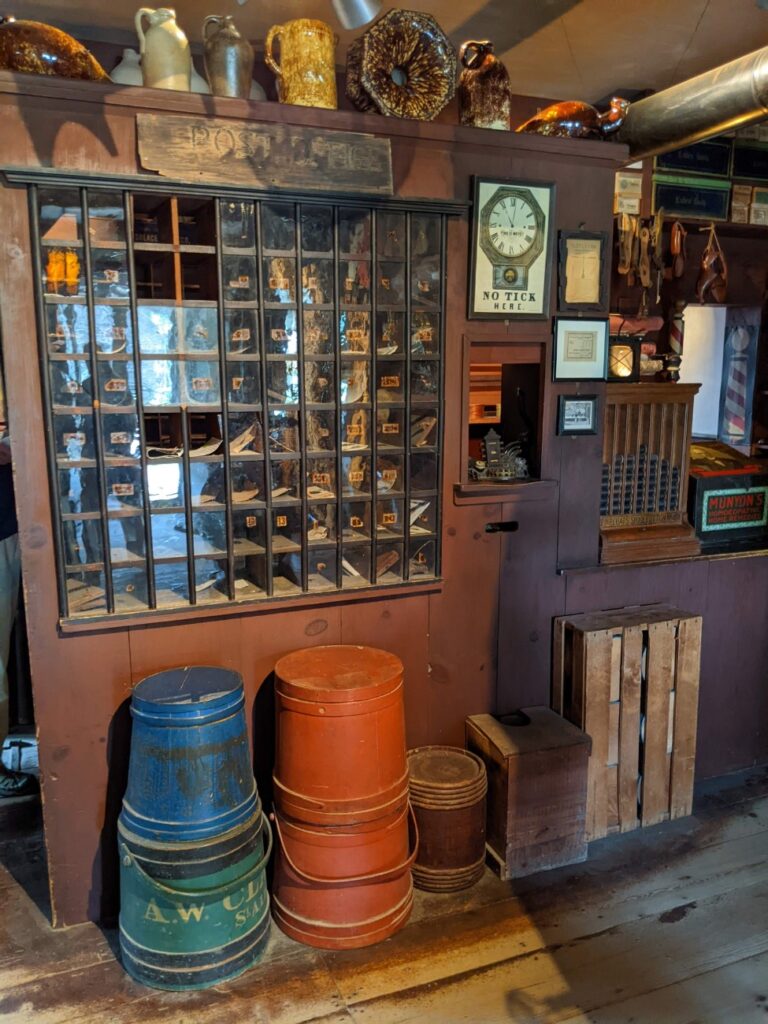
118;810;273;990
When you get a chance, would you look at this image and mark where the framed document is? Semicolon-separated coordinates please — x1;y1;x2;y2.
553;317;609;381
557;394;598;435
468;177;556;320
558;230;608;313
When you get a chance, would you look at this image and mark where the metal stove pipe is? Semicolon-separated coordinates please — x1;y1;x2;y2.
616;44;768;159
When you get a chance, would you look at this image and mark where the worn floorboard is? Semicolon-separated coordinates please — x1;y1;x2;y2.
0;767;765;1024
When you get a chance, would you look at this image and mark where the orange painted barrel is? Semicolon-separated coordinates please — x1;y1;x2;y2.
407;746;487;893
273;645;408;825
271;804;418;949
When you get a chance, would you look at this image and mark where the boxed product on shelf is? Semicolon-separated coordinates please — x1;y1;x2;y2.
688;441;768;553
731;204;750;223
749;203;768;225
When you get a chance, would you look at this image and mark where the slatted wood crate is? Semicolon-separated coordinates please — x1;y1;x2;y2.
553;604;702;841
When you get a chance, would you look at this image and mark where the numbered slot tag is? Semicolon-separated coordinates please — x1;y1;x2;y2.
377;364;404;402
100;362;134;406
342;455;369;496
225;308;258;355
184;362;220;405
223;255;258;302
92;250;128;299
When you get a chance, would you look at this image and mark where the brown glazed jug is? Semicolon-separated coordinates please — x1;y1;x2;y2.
203;15;253;99
265;18;337;109
458;40;511;130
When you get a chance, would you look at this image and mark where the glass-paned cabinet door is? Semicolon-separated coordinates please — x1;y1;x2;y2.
30;184;445;619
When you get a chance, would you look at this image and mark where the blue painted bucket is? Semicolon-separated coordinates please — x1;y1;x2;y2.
121;666;258;842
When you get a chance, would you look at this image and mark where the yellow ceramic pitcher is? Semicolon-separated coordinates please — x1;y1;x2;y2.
264;18;337;110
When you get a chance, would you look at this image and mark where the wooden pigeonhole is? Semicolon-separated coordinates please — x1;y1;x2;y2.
553;604;703;841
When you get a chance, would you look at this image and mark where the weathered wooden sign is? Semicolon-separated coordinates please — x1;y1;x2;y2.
136;113;393;196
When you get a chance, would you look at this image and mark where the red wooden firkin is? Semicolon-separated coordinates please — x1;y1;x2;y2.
465;708;590;880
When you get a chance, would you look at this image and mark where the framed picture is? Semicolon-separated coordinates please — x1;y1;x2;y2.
557;394;598;435
468;176;556;320
558;230;609;312
553;317;609;381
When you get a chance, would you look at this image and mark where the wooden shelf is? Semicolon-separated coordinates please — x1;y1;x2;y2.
675;217;768;239
453;479;557;505
558;545;768;574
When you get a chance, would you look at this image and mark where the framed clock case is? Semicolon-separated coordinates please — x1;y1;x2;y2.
468;176;555;320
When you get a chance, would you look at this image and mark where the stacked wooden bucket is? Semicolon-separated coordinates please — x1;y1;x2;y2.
407;745;488;892
118;667;272;990
271;645;417;949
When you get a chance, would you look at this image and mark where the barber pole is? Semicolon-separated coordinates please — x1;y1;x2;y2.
669;300;685;359
722;326;751;442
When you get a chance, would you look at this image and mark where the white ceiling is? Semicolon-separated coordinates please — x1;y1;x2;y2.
9;0;768;102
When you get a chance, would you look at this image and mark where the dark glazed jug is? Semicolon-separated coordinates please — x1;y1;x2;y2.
458;40;510;131
203;15;254;99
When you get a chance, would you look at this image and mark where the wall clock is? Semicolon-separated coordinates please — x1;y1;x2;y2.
469;177;555;320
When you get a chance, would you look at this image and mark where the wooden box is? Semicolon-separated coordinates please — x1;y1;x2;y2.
465;709;590;880
553;605;703;842
689;442;768;553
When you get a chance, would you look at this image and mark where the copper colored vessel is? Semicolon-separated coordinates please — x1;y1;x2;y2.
0;17;108;80
516;97;628;139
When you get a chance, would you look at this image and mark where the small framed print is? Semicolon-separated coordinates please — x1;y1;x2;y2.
557;394;598;436
468;177;556;320
553;317;609;381
558;230;609;312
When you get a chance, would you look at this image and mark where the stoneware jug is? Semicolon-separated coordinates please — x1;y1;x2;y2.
110;47;143;86
265;18;337;110
203;15;253;99
458;40;511;130
135;7;191;91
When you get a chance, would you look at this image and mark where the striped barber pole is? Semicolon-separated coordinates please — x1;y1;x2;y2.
722;326;750;441
669;300;685;357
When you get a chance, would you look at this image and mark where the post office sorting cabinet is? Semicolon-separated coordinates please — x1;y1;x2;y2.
30;182;447;619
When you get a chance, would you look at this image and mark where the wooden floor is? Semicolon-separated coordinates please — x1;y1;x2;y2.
1;767;767;1023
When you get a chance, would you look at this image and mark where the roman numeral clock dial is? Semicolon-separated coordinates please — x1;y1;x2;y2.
478;185;546;292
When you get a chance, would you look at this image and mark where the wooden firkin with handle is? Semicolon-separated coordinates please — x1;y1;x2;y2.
465;708;590;880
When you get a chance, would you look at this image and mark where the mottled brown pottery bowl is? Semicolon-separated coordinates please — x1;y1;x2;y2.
0;17;108;80
355;9;456;121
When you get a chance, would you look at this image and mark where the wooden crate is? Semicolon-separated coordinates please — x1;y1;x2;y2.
466;709;590;880
553;605;702;841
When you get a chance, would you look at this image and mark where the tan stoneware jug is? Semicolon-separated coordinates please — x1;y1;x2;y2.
135;7;191;91
265;18;337;109
203;15;253;99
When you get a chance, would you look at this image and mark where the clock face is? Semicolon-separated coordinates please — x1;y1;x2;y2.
486;194;538;259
